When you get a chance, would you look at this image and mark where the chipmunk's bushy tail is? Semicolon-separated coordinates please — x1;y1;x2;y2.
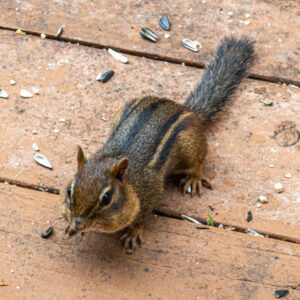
185;36;255;120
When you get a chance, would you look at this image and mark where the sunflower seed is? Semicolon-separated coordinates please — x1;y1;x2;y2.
258;195;268;203
274;290;289;298
182;214;203;224
140;30;157;42
34;153;53;169
246;211;253;222
0;89;8;99
41;226;53;238
55;25;65;38
96;70;115;83
20;89;33;98
159;16;170;30
181;38;199;52
108;48;128;63
140;27;159;43
246;228;264;237
259;98;273;106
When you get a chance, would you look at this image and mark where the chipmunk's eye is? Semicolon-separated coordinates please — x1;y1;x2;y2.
67;186;72;199
102;190;113;206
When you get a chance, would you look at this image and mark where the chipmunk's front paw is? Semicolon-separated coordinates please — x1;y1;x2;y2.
181;175;213;197
120;227;144;254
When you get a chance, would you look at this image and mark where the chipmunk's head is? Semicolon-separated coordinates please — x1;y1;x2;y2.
60;146;140;235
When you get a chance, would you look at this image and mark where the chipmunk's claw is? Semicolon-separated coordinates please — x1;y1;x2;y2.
120;232;143;255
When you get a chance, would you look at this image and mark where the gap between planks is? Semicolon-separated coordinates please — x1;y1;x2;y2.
0;26;299;87
1;176;299;246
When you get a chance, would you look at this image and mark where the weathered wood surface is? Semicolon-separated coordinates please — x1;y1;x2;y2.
0;0;299;83
0;31;299;242
0;183;300;300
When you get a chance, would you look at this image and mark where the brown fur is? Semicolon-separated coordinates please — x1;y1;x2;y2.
60;36;255;254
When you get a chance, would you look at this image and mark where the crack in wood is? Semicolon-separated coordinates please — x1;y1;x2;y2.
0;26;299;87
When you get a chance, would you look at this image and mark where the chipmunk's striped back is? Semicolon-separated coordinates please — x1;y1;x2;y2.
100;96;197;173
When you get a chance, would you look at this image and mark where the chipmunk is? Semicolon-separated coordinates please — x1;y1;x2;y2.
61;36;255;254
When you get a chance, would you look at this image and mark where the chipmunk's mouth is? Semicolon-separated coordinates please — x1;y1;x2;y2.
64;217;89;236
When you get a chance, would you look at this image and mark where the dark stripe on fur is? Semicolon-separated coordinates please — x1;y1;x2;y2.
146;109;183;165
121;99;168;153
154;116;190;170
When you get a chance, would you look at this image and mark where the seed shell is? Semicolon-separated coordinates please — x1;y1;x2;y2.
108;48;128;63
159;16;171;30
246;211;253;222
0;89;8;99
41;226;53;238
20;89;33;98
55;25;65;38
274;290;289;298
96;70;115;83
140;30;157;43
142;27;158;40
259;98;273;106
181;38;199;52
34;153;53;169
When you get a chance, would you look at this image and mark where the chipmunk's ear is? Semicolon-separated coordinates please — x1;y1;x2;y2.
77;145;86;170
110;158;128;182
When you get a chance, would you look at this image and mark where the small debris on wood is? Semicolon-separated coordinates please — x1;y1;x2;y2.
259;98;273;106
41;226;53;238
20;89;33;98
182;214;202;224
208;205;214;211
40;33;46;39
108;48;128;63
55;25;65;38
32;143;39;151
159;16;171;30
284;172;292;178
32;129;38;135
34;153;53;169
269;164;275;168
187;185;192;194
0;278;8;286
16;29;25;35
181;38;199;52
258;195;268;203
16;286;21;291
0;89;8;99
96;70;115;83
246;228;264;238
219;224;224;229
164;33;170;39
196;226;209;230
140;27;159;43
274;183;284;193
10;79;16;85
256;202;262;208
274;289;289;298
246;211;253;222
32;87;39;95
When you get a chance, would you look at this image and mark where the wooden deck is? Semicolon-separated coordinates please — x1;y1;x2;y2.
0;1;299;299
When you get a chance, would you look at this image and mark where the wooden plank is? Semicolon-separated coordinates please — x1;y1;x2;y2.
0;183;300;300
0;31;299;242
0;0;299;83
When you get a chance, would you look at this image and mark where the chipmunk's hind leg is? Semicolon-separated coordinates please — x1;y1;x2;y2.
172;123;213;197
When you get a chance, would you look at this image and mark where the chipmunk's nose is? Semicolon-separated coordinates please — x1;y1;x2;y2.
72;217;85;231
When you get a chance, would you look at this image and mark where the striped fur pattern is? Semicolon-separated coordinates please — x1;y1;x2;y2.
61;36;255;253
